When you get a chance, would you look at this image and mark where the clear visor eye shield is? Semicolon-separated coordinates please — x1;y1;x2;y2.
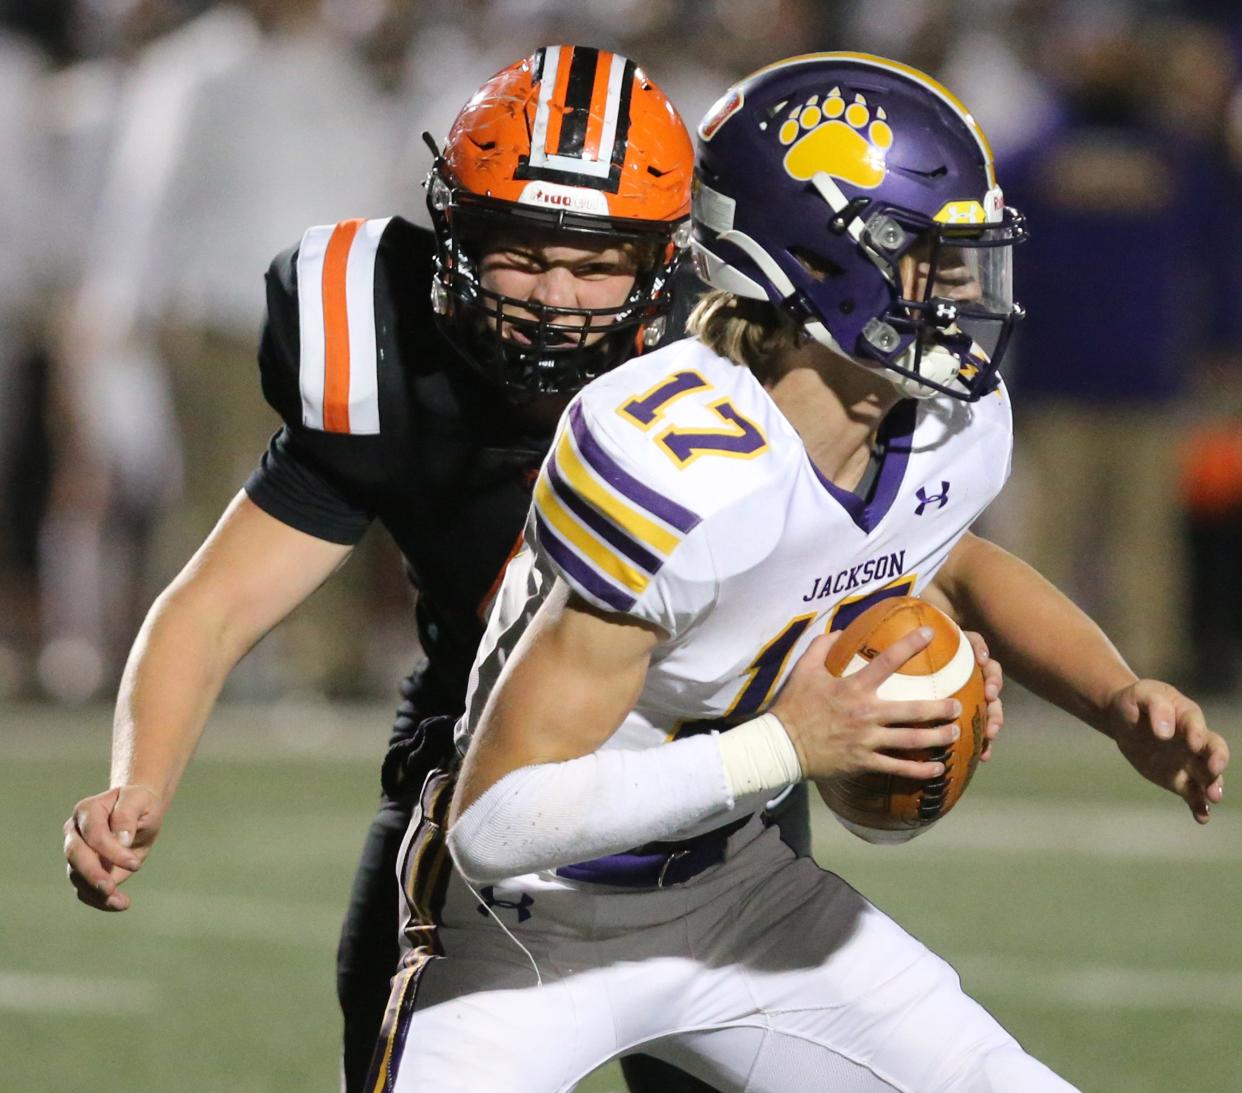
852;193;1028;400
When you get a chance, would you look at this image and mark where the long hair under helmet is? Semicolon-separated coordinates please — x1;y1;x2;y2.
426;45;694;397
692;52;1028;401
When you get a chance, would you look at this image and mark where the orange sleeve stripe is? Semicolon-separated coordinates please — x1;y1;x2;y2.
321;218;363;434
543;45;575;157
582;51;614;162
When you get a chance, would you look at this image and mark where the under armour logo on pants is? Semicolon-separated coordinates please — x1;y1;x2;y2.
477;886;534;923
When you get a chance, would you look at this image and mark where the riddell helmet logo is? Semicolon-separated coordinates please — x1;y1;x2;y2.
517;181;609;215
778;87;894;190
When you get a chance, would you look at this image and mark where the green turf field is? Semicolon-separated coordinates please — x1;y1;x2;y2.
4;695;1238;1092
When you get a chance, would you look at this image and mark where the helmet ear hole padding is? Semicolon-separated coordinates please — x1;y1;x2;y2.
789;247;844;283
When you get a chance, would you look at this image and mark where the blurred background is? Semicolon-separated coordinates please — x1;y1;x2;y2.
5;0;1242;704
2;0;1240;1090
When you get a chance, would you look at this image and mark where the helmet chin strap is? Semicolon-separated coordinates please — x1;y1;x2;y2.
809;173;865;244
887;344;962;400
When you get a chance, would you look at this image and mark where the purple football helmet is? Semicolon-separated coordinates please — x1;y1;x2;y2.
692;52;1028;401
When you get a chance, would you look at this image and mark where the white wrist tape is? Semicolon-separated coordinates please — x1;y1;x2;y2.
447;733;734;884
715;712;803;799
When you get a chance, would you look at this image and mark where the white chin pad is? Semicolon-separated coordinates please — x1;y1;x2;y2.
887;344;963;400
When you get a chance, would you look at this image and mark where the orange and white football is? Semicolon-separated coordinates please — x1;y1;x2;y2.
818;596;986;843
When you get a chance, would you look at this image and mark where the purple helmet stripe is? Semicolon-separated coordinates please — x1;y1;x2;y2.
547;455;663;575
534;511;637;612
569;403;701;534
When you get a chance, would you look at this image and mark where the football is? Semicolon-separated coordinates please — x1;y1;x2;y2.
818;596;986;843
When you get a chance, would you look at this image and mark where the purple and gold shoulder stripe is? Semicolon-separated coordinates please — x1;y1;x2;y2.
533;403;701;612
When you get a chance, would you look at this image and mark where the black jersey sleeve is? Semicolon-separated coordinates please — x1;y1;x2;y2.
244;427;374;544
242;235;376;545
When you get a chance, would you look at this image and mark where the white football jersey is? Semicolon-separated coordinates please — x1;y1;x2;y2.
460;336;1011;825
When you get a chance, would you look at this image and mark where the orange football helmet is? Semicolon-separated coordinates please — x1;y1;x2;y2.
426;45;693;396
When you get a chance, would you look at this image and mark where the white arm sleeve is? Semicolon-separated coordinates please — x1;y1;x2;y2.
447;714;803;884
447;733;734;884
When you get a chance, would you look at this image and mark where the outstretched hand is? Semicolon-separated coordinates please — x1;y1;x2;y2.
64;784;164;911
1106;680;1228;823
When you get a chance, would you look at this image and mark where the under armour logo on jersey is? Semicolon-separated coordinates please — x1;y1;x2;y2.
477;886;534;923
915;481;951;515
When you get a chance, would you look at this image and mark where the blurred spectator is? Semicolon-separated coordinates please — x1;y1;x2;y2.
41;0;405;700
1179;48;1242;694
38;0;234;701
1002;13;1238;681
0;0;76;62
0;26;53;695
676;0;818;119
847;0;1060;162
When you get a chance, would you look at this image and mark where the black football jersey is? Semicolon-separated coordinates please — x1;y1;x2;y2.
245;215;699;720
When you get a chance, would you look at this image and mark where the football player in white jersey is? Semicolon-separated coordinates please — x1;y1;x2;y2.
373;54;1230;1093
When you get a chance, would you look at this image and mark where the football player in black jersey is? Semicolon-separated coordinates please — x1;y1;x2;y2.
62;45;810;1093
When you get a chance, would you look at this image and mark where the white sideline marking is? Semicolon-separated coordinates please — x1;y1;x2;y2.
0;971;156;1014
955;955;1242;1013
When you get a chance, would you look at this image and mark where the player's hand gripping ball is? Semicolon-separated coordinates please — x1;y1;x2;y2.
819;597;986;843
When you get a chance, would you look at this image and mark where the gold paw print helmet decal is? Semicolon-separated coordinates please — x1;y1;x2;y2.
779;88;893;189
